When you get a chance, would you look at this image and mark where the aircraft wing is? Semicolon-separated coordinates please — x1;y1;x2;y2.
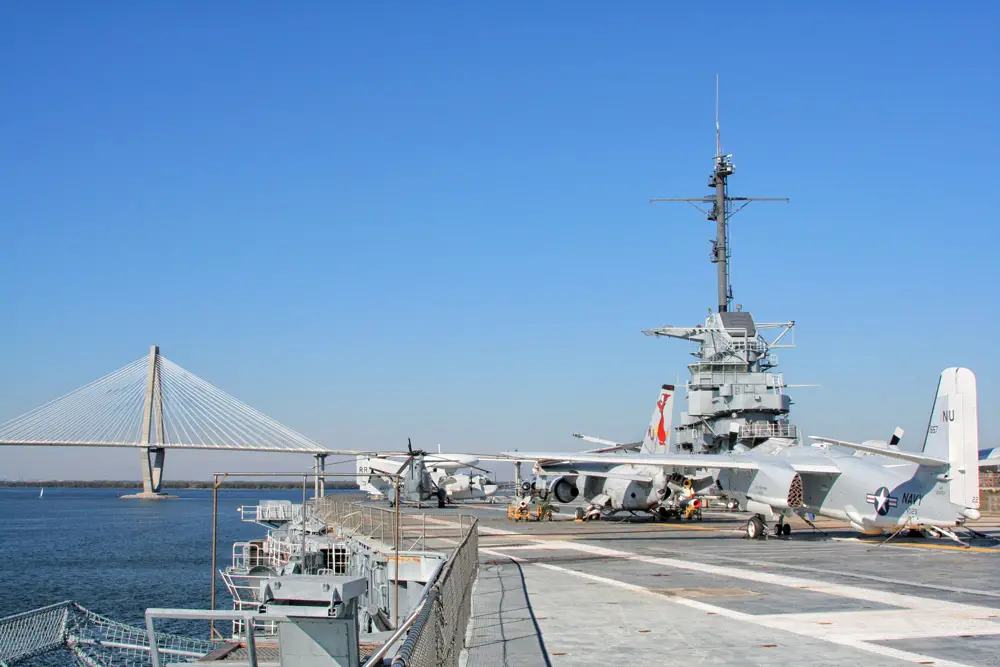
807;437;949;467
464;454;528;462
584;442;644;454
573;434;621;448
788;462;841;474
503;451;756;470
572;433;644;454
503;451;841;475
979;448;1000;467
535;465;654;483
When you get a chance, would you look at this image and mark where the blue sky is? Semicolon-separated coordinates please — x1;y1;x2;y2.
0;3;996;480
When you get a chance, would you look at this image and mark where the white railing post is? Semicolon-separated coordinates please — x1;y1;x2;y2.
145;615;161;667
245;615;258;667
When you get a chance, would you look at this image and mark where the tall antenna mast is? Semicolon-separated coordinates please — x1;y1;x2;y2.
716;73;722;158
651;75;789;313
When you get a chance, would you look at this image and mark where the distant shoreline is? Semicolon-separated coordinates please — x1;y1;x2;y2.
0;480;361;490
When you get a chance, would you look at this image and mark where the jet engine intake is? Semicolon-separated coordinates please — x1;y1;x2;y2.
549;476;579;503
744;463;804;511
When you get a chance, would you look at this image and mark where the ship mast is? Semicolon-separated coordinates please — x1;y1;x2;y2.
650;75;788;312
642;77;802;454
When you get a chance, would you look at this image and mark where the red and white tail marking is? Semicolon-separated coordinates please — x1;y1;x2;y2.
641;385;675;454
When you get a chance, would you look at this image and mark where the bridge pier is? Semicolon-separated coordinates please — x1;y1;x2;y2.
314;454;327;497
141;447;166;494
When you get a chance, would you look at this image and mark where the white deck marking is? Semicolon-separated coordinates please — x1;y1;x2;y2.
481;547;976;667
482;546;978;667
756;608;1000;642
546;540;998;614
671;549;1000;599
420;515;518;536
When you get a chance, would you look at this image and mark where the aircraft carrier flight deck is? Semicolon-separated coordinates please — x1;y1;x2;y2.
421;502;1000;667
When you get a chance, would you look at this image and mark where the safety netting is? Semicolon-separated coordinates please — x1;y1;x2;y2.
0;602;214;667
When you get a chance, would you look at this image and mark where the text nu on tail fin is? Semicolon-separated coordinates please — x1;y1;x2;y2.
922;367;979;509
641;385;675;454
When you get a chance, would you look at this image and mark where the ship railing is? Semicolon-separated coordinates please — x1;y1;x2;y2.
219;572;279;639
383;516;479;667
144;516;480;667
237;502;300;525
229;537;296;573
980;470;1000;489
230;600;277;639
220;571;270;605
231;536;350;579
230;542;267;571
729;337;766;353
145;610;272;667
313;495;467;552
237;505;260;523
260;535;303;567
739;422;798;439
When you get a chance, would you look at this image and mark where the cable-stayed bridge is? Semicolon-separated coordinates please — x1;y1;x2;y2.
0;346;350;497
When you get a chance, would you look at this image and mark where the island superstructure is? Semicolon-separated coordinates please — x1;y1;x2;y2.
644;108;801;454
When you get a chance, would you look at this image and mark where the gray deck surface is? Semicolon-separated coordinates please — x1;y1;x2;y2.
425;501;1000;667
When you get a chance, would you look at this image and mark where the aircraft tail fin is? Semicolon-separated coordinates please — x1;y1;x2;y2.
640;385;675;454
355;455;371;489
921;367;979;509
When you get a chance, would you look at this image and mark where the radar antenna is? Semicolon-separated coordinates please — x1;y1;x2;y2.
650;75;789;313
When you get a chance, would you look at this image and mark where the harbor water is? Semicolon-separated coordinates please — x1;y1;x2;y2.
0;487;343;630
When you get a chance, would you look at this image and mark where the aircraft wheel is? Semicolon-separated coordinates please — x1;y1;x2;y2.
436;488;447;508
773;523;783;537
746;516;765;540
782;524;791;537
575;507;586;520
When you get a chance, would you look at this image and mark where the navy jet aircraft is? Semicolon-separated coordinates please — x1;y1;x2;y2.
523;385;719;520
507;368;981;541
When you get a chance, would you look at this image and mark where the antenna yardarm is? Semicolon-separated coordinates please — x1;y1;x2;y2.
650;77;788;313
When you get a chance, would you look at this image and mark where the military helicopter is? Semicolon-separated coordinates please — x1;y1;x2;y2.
356;439;498;507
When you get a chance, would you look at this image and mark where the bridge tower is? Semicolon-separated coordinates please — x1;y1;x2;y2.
139;345;167;497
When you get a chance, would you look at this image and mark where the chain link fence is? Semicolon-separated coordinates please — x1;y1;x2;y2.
391;516;478;667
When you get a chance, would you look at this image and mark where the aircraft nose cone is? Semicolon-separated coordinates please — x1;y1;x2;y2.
962;508;981;520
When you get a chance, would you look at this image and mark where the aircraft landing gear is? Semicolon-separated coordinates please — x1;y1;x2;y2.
774;520;791;537
746;515;766;540
436;488;447;508
655;506;681;522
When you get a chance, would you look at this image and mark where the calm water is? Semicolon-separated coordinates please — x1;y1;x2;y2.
0;487;328;628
